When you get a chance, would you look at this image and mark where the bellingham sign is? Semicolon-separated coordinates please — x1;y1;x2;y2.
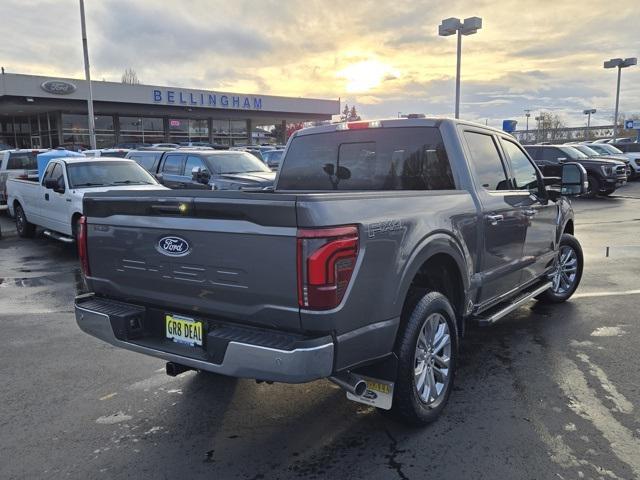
152;89;263;111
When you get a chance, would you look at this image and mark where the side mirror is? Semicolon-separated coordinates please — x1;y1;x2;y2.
557;157;567;163
561;162;588;196
191;166;210;184
44;179;57;190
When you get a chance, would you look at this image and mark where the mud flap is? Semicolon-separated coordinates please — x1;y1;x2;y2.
346;375;394;410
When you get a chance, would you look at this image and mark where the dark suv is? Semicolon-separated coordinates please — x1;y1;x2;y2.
524;145;627;198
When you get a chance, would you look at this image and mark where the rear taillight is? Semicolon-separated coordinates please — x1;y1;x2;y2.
78;216;90;276
297;225;359;310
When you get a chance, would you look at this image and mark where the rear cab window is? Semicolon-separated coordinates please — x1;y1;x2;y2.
7;152;38;170
277;127;455;191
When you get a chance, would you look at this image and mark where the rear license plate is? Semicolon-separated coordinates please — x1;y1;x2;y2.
165;314;203;347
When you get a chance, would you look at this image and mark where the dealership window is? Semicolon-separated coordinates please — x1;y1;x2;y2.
210;119;248;146
118;116;164;145
169;118;209;143
61;114;114;149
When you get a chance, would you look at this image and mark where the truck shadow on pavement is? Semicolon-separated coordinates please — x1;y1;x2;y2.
111;300;583;480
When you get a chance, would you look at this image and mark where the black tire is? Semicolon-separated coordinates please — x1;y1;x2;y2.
537;233;583;304
600;190;615;197
584;175;599;199
15;204;36;238
389;291;458;426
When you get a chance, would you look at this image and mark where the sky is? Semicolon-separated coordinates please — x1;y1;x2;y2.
1;0;639;129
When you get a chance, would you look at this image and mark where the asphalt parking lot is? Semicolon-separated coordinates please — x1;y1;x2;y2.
1;184;639;480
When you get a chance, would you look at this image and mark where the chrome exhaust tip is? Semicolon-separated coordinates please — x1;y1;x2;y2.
329;372;367;396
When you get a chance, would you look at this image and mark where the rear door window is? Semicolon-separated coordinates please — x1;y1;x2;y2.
7;152;37;170
463;131;509;190
277;127;455;190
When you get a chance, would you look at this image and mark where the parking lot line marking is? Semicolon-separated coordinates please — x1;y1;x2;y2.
573;289;640;299
557;357;640;478
576;353;633;414
99;392;118;401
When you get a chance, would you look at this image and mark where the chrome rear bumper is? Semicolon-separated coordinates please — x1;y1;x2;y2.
75;295;334;383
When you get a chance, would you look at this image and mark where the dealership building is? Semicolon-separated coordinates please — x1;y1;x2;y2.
0;72;339;149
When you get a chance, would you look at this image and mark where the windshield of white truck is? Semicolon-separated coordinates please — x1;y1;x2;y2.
277;126;455;190
203;152;271;174
67;161;158;188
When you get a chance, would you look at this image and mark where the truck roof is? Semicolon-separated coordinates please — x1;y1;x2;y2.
55;157;137;165
294;117;509;137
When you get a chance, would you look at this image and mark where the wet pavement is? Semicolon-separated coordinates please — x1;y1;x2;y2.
1;184;639;479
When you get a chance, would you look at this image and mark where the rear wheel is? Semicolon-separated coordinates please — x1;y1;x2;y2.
389;291;458;426
584;175;599;199
537;233;583;303
15;204;36;238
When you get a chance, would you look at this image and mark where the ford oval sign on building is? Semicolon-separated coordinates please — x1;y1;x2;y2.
157;236;191;257
40;80;77;95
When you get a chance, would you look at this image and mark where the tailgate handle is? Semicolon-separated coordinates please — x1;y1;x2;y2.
150;204;183;214
44;193;49;201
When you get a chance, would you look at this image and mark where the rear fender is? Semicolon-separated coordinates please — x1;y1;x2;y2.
395;232;472;319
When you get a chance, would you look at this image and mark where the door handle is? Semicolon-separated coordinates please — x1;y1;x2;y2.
486;214;504;225
44;193;49;201
523;208;537;217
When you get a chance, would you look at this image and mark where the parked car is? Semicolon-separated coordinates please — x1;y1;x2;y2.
152;149;276;190
609;142;640;178
0;149;47;212
571;145;632;179
83;148;131;158
7;158;166;242
261;149;284;170
0;143;13;150
75;117;587;426
582;143;639;179
524;144;626;197
151;143;180;148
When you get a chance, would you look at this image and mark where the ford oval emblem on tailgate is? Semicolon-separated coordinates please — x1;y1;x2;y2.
157;236;191;257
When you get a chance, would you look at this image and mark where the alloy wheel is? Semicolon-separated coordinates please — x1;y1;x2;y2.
413;312;451;406
551;245;578;294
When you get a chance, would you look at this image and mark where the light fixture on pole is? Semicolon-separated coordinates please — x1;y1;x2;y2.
79;0;96;149
438;16;482;119
603;57;637;141
583;108;596;140
524;109;531;143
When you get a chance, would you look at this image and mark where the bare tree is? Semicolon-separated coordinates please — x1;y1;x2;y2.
536;112;566;142
121;68;140;85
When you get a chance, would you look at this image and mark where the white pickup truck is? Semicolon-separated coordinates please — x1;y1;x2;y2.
7;157;167;241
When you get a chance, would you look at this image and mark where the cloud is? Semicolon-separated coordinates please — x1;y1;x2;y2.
0;0;639;129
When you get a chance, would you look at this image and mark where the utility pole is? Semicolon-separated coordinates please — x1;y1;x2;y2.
79;0;96;149
524;109;531;144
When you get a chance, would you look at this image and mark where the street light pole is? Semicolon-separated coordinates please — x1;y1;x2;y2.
583;109;596;140
79;0;96;149
455;29;462;119
439;17;482;119
524;109;530;143
604;57;637;141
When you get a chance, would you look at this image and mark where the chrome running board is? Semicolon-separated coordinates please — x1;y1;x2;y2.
43;230;74;243
476;282;552;326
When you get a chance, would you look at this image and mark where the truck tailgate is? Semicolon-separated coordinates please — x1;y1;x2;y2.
83;191;301;331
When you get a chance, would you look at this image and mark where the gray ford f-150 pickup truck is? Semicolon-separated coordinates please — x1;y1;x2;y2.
75;118;587;425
